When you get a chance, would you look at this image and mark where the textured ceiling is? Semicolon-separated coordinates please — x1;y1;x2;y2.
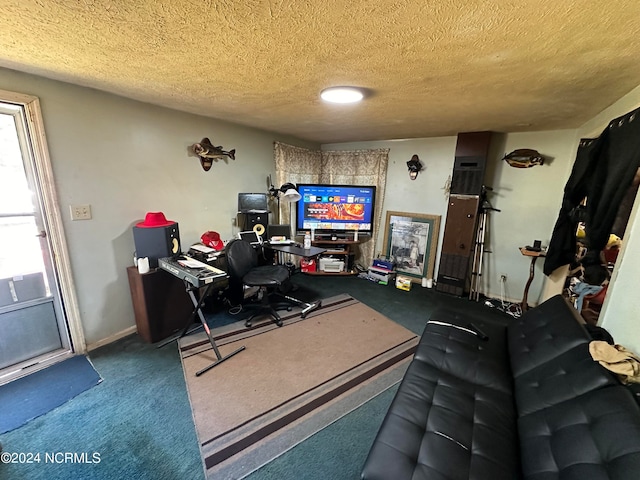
1;1;639;143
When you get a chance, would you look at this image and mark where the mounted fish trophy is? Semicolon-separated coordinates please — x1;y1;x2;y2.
189;137;236;171
502;149;545;168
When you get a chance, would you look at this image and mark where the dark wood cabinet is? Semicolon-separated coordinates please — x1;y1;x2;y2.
440;196;480;256
126;266;193;343
437;195;483;296
437;131;493;296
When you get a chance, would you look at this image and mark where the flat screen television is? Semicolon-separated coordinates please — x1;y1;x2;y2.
294;184;376;237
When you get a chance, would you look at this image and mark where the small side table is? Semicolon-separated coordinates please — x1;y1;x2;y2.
519;247;546;312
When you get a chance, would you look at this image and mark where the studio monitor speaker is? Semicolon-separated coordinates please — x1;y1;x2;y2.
242;212;269;237
133;223;181;268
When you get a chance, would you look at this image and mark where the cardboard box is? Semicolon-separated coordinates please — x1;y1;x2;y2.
373;258;395;270
395;275;412;291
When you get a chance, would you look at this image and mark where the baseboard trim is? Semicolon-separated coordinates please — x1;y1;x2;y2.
87;325;137;351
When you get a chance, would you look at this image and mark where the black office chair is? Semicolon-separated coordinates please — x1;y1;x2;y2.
225;239;294;327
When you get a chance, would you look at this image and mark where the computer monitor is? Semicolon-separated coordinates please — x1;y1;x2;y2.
238;193;268;213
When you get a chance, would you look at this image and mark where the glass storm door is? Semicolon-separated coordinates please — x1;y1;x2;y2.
0;102;71;383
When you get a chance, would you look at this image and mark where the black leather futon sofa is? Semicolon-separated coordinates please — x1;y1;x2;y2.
362;294;640;479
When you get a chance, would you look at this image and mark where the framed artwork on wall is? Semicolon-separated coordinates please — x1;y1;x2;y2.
383;211;441;283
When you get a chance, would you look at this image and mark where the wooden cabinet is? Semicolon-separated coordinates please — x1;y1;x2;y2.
436;131;493;296
306;240;359;275
126;266;193;343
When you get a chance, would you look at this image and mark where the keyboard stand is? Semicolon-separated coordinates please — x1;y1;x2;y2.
157;272;245;376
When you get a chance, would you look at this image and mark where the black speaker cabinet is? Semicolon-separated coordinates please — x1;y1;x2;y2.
240;212;269;234
133;223;181;268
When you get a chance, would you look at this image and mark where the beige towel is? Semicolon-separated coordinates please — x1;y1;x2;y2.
589;341;640;384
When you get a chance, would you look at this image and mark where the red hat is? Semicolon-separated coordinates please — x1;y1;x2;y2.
136;212;176;228
201;231;224;250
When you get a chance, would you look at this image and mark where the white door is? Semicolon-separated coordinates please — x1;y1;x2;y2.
0;100;74;383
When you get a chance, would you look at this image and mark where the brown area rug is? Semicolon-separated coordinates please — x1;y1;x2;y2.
179;294;418;480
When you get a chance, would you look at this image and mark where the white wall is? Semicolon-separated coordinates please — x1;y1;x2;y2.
483;130;577;303
324;130;577;304
0;67;316;346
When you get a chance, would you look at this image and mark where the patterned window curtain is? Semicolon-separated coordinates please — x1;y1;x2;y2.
274;142;389;268
274;142;322;229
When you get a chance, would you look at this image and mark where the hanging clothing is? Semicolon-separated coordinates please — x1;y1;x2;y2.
584;108;640;257
543;138;601;275
544;106;640;276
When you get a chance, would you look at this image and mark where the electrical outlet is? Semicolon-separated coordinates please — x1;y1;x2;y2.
70;204;92;221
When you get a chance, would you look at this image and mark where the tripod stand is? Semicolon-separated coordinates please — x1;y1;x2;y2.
469;187;500;301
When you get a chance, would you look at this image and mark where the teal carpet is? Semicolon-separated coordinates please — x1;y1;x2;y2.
0;336;202;480
0;276;507;479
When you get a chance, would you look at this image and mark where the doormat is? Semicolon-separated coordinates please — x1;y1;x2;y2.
0;355;102;434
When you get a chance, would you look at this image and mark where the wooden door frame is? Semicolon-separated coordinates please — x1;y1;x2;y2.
1;88;86;353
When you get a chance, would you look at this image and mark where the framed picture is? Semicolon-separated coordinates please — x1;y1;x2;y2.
383;211;441;282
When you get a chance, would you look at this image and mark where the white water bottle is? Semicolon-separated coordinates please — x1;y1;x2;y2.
304;231;311;250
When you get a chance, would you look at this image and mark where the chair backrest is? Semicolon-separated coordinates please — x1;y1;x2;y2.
225;239;258;279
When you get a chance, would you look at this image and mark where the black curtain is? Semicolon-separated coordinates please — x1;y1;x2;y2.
544;106;640;276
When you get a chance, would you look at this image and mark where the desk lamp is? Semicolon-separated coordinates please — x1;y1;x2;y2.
269;182;301;224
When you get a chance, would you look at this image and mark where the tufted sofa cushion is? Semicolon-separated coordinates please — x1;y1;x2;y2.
512;343;619;416
414;308;513;394
507;295;590;378
507;295;640;479
507;295;619;416
518;386;640;480
361;358;519;480
362;307;518;480
362;294;640;480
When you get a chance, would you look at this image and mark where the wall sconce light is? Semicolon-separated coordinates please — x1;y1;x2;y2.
188;137;236;171
502;149;545;168
407;154;423;180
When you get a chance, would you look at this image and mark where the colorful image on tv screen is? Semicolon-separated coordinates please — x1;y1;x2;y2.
296;184;376;233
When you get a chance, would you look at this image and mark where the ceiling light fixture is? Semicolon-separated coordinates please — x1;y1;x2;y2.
320;87;364;104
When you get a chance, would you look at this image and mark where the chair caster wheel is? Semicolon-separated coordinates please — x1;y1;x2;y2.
275;320;283;327
244;321;252;328
287;306;292;311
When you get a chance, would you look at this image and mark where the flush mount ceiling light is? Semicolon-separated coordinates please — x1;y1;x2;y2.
320;86;364;104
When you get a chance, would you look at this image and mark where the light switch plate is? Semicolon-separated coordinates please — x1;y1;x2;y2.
70;204;92;220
